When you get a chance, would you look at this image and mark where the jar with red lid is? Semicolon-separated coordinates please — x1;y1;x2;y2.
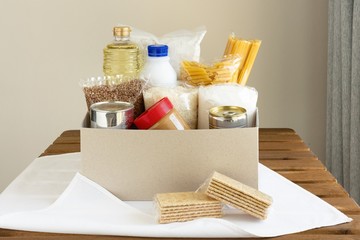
134;97;190;130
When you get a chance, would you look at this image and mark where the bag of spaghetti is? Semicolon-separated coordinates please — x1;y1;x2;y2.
179;55;243;86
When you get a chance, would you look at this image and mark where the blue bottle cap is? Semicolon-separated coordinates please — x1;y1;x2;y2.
147;44;168;57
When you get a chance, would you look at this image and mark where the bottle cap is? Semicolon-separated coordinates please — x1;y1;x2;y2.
147;44;168;57
113;26;131;37
134;97;173;129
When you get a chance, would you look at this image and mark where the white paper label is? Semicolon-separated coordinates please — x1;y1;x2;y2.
169;113;185;130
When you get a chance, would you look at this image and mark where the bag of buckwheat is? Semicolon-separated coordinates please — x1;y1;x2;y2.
80;76;146;118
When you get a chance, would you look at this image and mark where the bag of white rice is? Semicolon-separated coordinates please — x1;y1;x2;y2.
198;84;258;129
143;83;198;129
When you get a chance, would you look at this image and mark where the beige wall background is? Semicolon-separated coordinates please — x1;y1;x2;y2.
0;0;328;192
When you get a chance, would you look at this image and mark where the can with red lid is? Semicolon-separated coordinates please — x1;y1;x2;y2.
134;97;190;130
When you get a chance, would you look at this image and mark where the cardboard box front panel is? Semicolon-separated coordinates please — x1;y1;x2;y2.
81;127;258;200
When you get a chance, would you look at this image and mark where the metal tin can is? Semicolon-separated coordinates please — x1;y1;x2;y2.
90;101;134;129
209;106;247;129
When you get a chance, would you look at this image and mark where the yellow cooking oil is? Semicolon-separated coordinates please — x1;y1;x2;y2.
103;26;142;78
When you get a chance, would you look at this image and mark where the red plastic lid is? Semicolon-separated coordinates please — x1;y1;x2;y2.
134;97;174;129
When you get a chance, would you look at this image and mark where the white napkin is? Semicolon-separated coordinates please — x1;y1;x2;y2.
0;153;352;238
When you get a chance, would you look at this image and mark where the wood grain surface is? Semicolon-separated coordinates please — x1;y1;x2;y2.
1;128;359;240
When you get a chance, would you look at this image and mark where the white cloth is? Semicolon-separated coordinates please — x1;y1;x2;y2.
0;153;352;238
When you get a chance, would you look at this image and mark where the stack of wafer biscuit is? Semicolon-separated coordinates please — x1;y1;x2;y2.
205;171;273;220
155;192;222;224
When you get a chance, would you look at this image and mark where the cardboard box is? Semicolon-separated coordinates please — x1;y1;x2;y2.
81;126;259;201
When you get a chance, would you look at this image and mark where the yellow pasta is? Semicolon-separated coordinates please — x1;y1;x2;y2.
223;33;236;56
223;33;261;85
181;33;260;86
180;56;241;86
237;40;261;85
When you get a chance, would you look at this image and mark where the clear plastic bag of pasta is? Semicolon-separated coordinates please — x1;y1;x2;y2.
142;82;199;129
179;55;243;86
223;32;262;86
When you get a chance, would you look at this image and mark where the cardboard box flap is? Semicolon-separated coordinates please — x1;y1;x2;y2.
81;127;258;200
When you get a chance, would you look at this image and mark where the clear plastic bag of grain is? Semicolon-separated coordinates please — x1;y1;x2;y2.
80;75;145;118
143;82;198;129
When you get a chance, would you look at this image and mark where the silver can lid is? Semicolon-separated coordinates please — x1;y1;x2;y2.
90;101;134;129
209;106;247;128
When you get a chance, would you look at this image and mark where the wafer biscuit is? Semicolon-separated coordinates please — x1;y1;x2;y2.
158;205;222;213
207;188;268;219
155;192;222;224
210;181;270;208
207;187;268;214
159;213;222;224
205;172;272;220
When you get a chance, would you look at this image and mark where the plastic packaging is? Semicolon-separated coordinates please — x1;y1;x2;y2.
180;55;243;86
223;33;262;85
134;97;189;130
80;76;146;118
140;44;177;88
198;84;258;129
143;83;198;129
130;26;207;78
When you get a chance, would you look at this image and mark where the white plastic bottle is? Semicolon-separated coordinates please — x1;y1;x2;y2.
141;44;177;87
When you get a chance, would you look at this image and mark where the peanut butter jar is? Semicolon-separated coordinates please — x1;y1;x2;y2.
134;97;189;130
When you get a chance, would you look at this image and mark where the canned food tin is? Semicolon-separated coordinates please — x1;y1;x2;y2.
90;101;134;129
209;106;247;129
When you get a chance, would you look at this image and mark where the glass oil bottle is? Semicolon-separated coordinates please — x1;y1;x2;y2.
103;26;143;79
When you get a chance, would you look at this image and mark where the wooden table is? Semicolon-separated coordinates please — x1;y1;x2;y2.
1;128;359;239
